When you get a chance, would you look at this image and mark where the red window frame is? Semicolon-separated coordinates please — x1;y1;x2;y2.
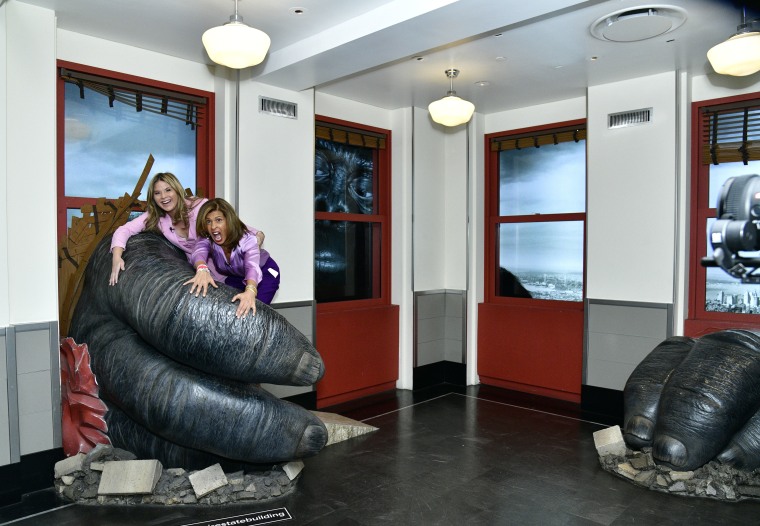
484;119;587;309
314;115;392;311
56;60;215;241
687;92;760;335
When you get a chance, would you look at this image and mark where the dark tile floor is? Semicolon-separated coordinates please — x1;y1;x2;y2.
2;385;760;525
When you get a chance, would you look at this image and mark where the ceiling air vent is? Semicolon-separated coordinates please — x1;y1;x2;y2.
259;96;297;119
608;108;652;129
590;5;687;42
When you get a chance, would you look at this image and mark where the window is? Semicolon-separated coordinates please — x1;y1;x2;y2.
314;117;391;304
485;121;586;303
689;93;760;327
57;61;214;240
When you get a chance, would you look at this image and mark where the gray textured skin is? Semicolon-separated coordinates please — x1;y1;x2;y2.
69;233;327;466
622;336;694;450
624;330;760;471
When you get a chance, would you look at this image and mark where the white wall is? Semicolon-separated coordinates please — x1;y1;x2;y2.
692;73;760;103
0;1;9;327
443;127;468;290
412;107;447;291
466;113;485;385
6;1;57;324
587;72;677;303
485;97;587;134
57;30;215;92
238;81;315;303
390;107;414;389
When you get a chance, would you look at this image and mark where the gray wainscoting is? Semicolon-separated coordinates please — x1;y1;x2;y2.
584;299;672;391
260;301;316;399
0;322;61;467
414;290;466;367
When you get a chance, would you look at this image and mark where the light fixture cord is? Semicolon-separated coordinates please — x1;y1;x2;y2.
446;69;459;96
230;0;243;24
738;4;760;33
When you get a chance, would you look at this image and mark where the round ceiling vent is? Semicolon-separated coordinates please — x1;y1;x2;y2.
590;5;687;42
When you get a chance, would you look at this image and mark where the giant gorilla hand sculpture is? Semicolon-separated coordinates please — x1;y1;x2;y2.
623;330;760;472
69;233;327;470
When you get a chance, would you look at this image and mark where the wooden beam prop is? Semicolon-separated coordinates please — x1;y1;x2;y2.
58;154;154;337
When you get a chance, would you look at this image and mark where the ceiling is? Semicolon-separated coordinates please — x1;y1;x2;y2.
14;0;760;114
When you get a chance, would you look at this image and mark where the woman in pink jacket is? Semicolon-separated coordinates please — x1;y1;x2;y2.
108;172;263;286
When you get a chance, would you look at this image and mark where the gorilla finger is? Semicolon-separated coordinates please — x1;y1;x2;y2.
717;407;760;471
71;313;328;464
104;403;257;471
653;330;760;470
78;233;323;386
623;336;694;449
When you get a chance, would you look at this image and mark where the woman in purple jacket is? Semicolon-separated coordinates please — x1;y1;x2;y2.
108;173;263;286
185;198;280;319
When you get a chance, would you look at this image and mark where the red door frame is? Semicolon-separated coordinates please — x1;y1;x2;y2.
480;119;587;402
313;116;398;407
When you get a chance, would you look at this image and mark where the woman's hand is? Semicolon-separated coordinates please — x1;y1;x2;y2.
232;285;257;318
256;231;265;247
183;263;218;297
109;248;125;286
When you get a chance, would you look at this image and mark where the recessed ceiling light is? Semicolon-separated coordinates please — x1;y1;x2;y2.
495;56;507;61
289;7;306;15
590;56;599;61
412;56;425;61
494;33;503;37
475;81;490;87
554;65;564;69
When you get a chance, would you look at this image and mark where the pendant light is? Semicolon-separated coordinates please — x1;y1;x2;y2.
202;0;271;69
707;6;760;77
428;69;475;127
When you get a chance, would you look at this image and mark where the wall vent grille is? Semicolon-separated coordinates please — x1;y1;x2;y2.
608;108;652;129
259;96;297;119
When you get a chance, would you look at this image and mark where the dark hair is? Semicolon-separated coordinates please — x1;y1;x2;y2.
196;198;249;249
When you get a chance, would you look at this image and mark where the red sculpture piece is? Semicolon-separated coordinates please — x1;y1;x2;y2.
60;337;110;456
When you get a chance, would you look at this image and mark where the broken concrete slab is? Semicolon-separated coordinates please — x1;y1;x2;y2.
54;453;86;478
281;461;304;481
98;459;162;495
593;425;627;457
312;411;378;446
188;463;228;498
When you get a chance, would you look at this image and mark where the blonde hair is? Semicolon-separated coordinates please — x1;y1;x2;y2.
144;172;199;232
196;198;249;250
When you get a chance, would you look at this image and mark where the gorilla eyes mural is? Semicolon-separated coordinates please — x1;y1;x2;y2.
315;139;374;215
314;138;378;303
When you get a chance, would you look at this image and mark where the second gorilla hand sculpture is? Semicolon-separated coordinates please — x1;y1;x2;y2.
624;330;760;472
69;232;327;469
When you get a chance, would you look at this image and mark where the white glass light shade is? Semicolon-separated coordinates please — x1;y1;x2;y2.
707;31;760;77
428;95;475;127
202;21;271;69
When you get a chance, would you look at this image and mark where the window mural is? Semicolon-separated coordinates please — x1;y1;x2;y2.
496;137;586;301
314;137;381;303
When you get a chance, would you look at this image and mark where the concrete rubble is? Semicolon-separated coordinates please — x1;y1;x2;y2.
54;411;376;506
54;445;299;505
594;425;760;501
